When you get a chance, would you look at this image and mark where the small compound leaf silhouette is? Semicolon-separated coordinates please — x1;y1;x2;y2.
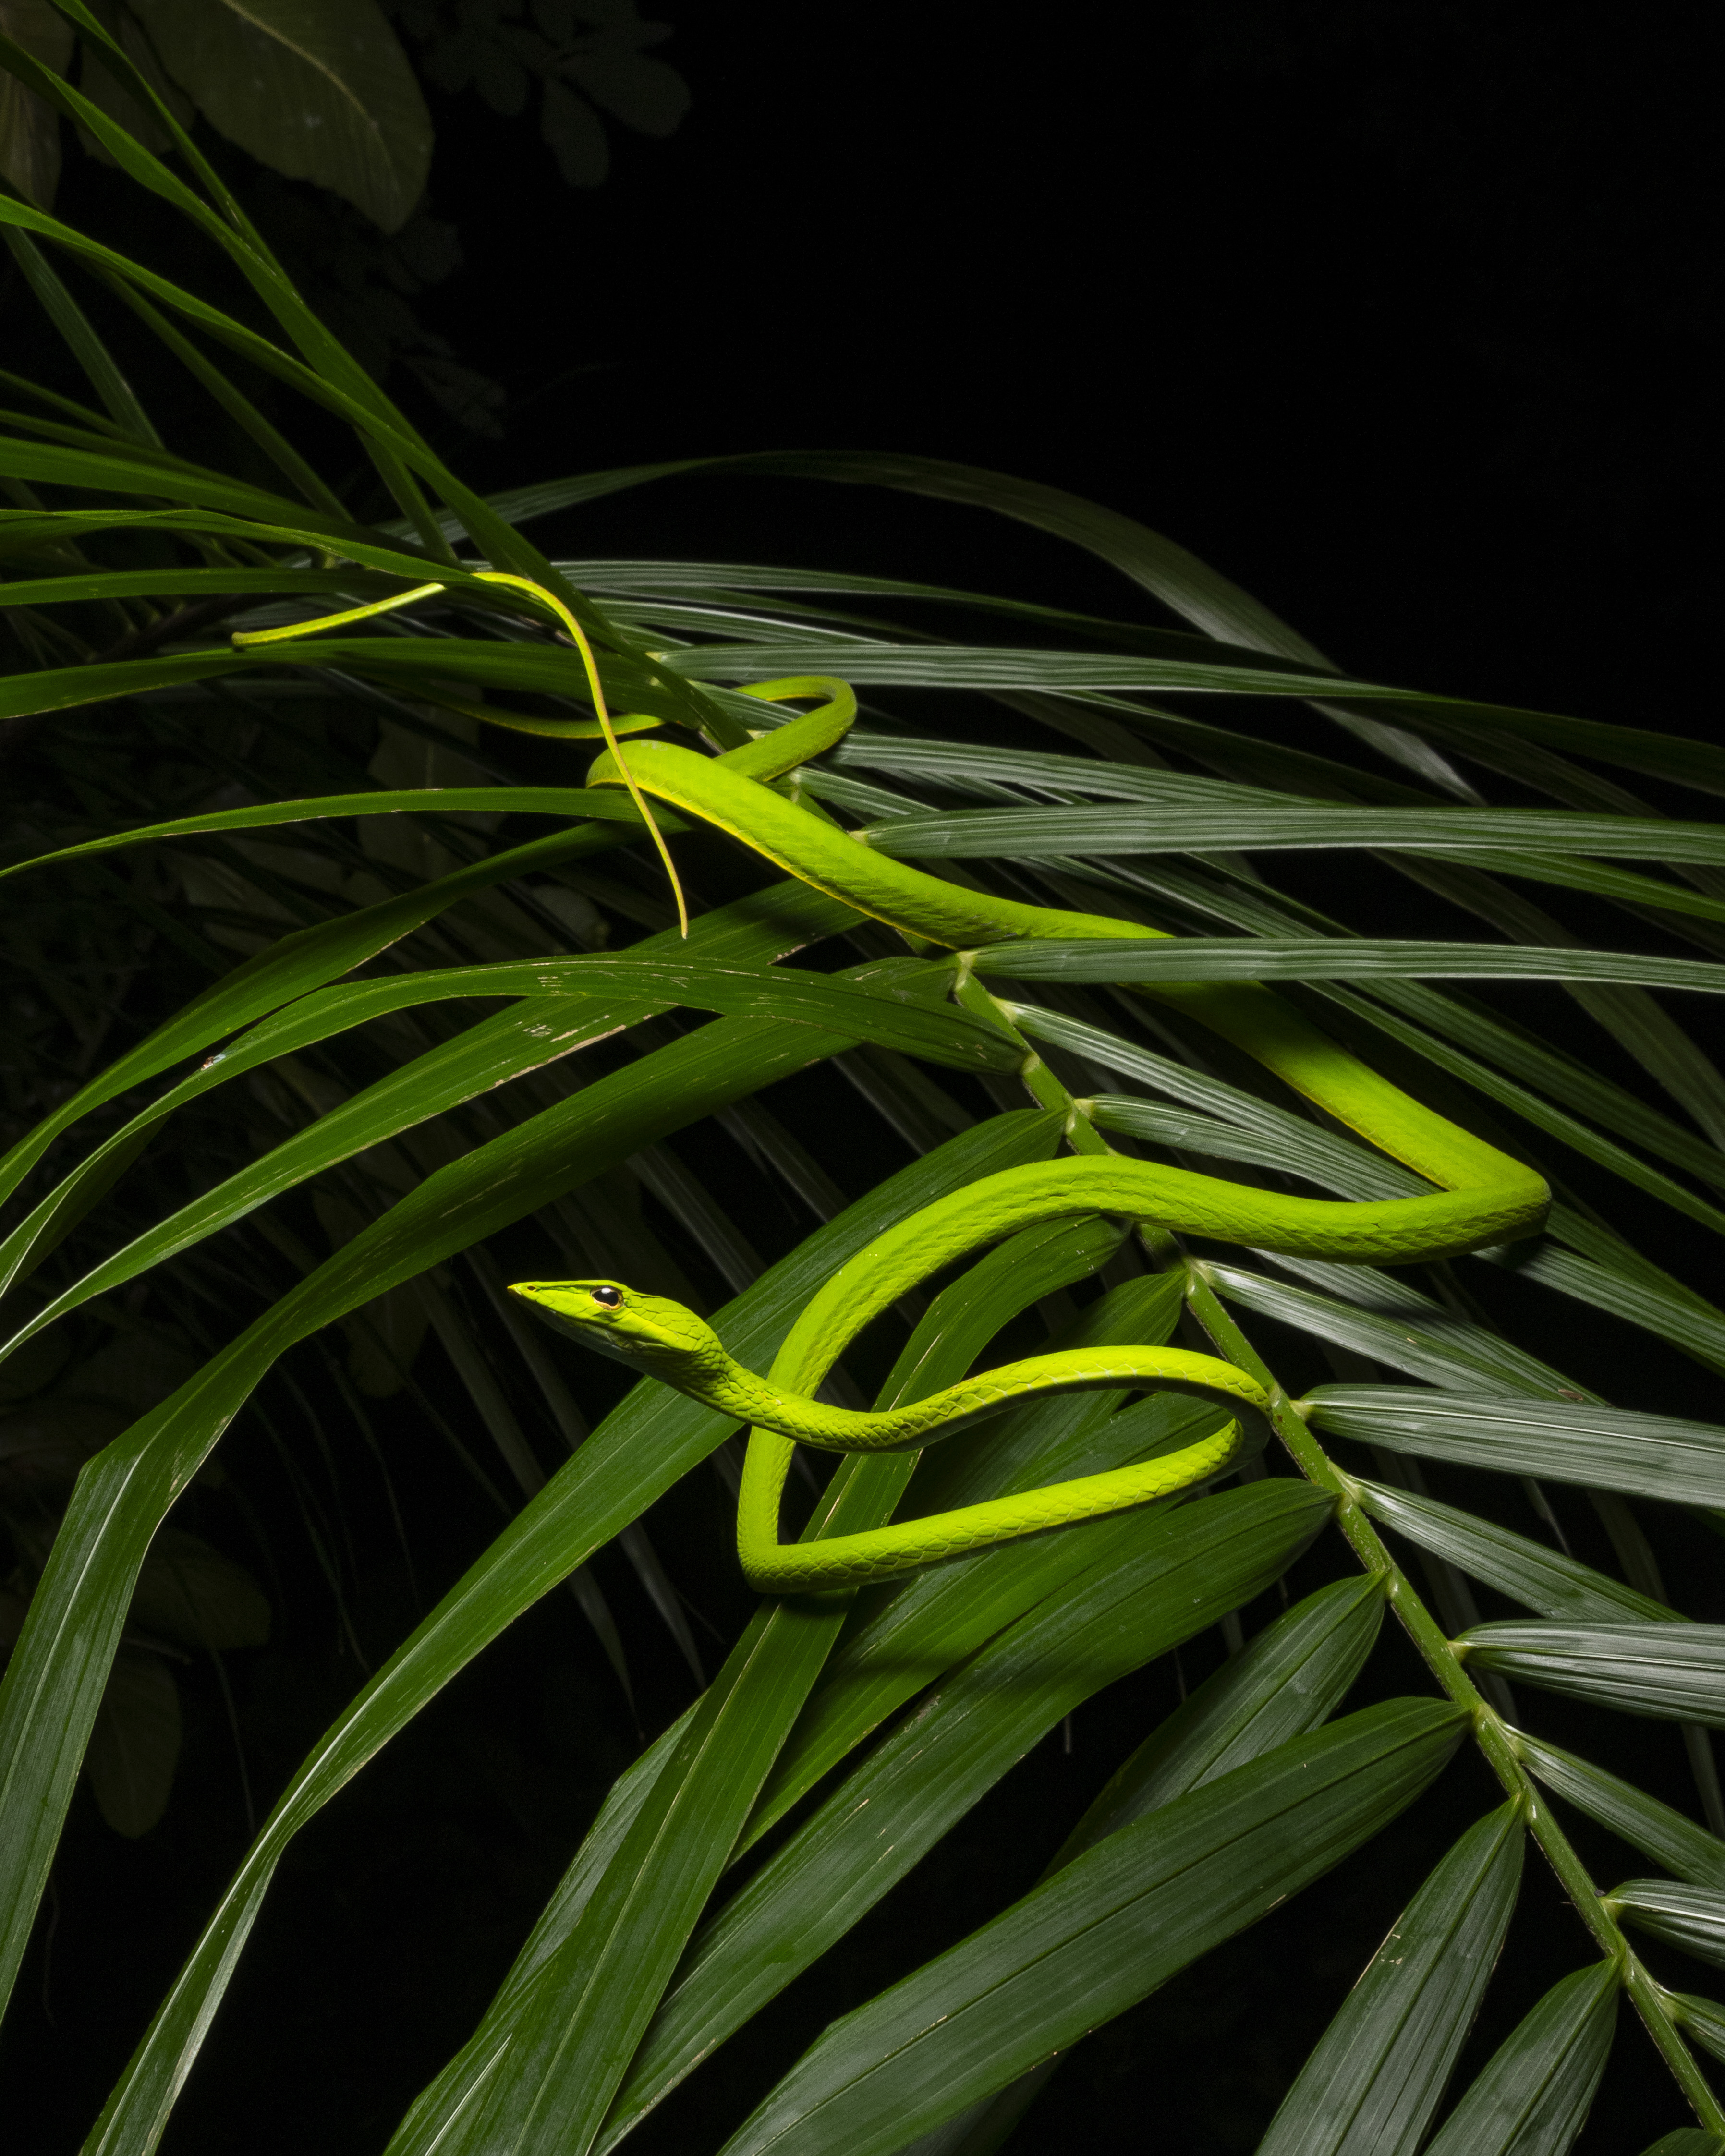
130;1528;270;1652
562;40;686;137
85;1648;181;1839
541;75;607;185
128;0;433;231
0;0;72;205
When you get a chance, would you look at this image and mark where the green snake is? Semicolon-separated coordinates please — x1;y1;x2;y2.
240;589;1548;1591
507;676;1550;1590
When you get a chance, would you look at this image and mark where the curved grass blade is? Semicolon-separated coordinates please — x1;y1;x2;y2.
481;453;1725;798
79;1111;1067;2155
1458;1625;1725;1727
1212;1267;1573;1399
1304;1392;1725;1511
7;936;931;1351
1637;2133;1725;2156
1257;1803;1525;2156
1421;1960;1617;2156
712;1700;1466;2156
0;227;160;446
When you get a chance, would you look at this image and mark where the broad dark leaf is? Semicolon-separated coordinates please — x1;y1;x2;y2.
1258;1805;1525;2156
714;1701;1465;2156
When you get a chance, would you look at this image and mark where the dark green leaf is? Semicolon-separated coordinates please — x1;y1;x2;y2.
1357;1481;1677;1623
1258;1805;1525;2156
1305;1391;1725;1510
1611;1881;1725;1971
128;0;433;235
1421;1961;1617;2156
712;1700;1466;2156
908;1575;1388;2156
1516;1734;1725;1889
601;1483;1333;2147
971;938;1725;1000
1458;1624;1725;1727
1217;1270;1571;1399
866;799;1725;869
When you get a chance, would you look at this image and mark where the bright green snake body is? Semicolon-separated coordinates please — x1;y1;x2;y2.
503;675;1550;1591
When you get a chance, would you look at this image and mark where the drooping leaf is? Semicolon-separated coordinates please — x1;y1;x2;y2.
1358;1481;1678;1624
1258;1804;1525;2156
128;0;432;233
907;1574;1389;2156
712;1701;1466;2156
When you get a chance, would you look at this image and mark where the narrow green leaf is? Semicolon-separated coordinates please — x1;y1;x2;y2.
1357;1481;1678;1623
1059;1575;1387;1847
79;1111;1067;2155
0;564;418;608
867;799;1725;869
1611;1882;1725;1970
972;937;1725;1000
1305;1391;1725;1510
1258;1804;1525;2156
1;785;652;873
1481;1241;1725;1381
1214;1268;1572;1399
1636;2132;1725;2156
1458;1624;1725;1727
2;226;161;444
1421;1961;1617;2156
1516;1734;1725;1889
11;944;936;1354
711;1700;1465;2156
600;1483;1334;2147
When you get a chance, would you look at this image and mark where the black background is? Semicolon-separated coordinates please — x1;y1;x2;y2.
9;4;1725;2151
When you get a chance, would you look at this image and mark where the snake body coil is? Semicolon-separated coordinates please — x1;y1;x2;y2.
507;679;1549;1590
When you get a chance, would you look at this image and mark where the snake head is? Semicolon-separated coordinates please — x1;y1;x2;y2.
508;1278;721;1373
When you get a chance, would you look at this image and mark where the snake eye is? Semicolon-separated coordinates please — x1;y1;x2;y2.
590;1286;622;1308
